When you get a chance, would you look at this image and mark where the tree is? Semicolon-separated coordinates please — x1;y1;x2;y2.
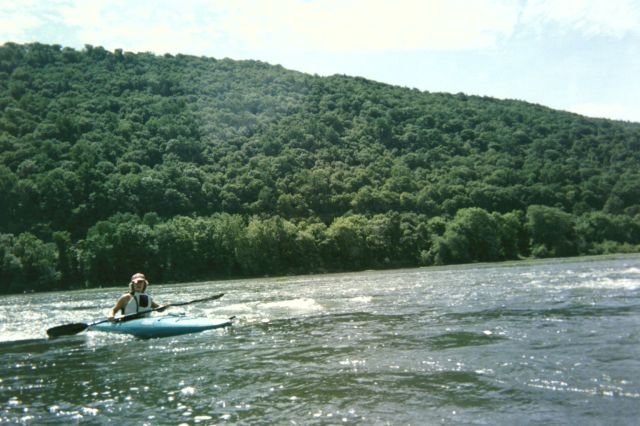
1;232;60;292
0;165;17;232
432;208;503;264
526;205;578;257
80;214;158;285
323;215;369;270
493;210;526;259
2;42;640;292
237;216;304;276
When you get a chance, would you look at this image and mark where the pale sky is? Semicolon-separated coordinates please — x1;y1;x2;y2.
1;0;639;122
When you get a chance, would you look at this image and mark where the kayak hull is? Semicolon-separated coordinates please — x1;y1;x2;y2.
90;315;232;338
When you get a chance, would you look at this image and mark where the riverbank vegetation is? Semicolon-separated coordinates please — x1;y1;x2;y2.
1;42;639;293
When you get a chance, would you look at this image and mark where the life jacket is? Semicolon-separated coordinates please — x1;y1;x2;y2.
123;292;154;316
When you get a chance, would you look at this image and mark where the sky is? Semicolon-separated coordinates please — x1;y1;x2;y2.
1;0;639;122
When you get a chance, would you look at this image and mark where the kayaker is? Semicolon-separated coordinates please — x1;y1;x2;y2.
107;273;164;321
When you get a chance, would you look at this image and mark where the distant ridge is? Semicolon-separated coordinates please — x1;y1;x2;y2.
1;42;639;293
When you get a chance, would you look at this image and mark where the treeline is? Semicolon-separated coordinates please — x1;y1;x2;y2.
2;207;639;293
1;42;640;293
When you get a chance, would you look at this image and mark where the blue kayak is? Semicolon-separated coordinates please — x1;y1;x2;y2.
90;314;232;338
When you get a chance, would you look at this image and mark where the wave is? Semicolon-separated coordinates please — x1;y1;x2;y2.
0;335;86;353
346;296;372;304
556;278;640;290
427;331;507;350
258;297;324;313
444;304;640;321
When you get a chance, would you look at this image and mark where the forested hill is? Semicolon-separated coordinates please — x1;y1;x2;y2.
1;42;640;293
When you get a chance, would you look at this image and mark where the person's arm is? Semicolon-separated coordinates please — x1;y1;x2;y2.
108;294;131;320
152;299;169;312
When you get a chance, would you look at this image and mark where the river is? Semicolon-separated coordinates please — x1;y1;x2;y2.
1;255;640;425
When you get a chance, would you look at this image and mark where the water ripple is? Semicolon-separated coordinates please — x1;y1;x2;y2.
2;254;640;424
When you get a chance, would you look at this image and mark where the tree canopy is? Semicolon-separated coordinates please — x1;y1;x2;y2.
1;42;639;293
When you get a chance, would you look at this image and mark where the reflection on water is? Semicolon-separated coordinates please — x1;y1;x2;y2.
1;254;640;424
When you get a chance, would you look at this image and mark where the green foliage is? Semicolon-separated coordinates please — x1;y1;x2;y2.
432;208;504;264
1;42;640;293
0;232;60;292
526;205;578;257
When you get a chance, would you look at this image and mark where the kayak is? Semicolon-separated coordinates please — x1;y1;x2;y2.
90;314;232;338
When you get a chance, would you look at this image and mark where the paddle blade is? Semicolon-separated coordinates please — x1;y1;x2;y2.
46;322;89;338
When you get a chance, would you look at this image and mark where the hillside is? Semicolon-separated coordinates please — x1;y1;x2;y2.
1;42;639;293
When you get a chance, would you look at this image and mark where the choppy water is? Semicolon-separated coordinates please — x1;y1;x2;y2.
1;255;640;425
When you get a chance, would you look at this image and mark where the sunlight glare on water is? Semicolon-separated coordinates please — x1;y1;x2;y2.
1;254;640;424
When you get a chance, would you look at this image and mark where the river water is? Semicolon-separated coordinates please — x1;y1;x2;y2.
1;255;640;425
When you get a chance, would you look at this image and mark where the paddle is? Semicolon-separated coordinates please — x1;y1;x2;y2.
46;293;225;338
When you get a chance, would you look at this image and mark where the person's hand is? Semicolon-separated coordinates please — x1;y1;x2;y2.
156;305;168;313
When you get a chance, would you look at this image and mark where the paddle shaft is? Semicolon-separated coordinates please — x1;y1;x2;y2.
163;293;225;308
104;293;225;323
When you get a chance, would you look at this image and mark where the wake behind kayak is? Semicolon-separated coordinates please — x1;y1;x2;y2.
90;314;233;338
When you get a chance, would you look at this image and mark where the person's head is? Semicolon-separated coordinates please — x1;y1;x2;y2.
128;272;148;293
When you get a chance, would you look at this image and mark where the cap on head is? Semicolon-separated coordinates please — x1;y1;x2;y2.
129;272;148;293
131;273;146;282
